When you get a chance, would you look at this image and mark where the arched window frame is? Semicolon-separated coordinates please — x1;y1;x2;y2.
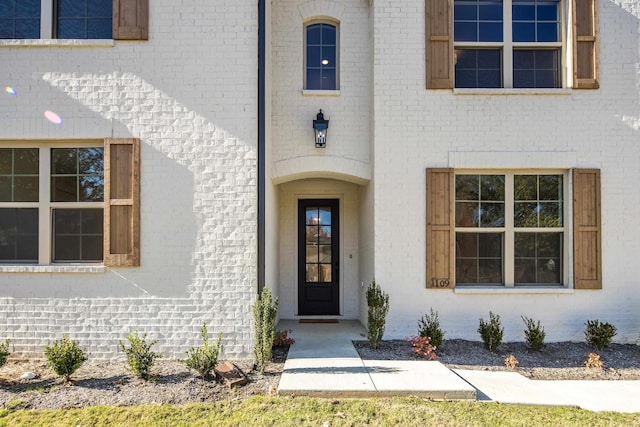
304;19;340;91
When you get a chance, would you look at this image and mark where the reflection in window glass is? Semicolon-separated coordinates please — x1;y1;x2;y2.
515;232;562;284
455;49;502;88
57;0;112;39
0;148;39;202
0;208;38;263
0;0;40;39
51;148;104;202
513;49;559;88
454;0;503;42
53;209;103;262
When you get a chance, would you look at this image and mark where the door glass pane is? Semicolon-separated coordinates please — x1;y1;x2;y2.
306;264;319;282
306;245;318;263
318;226;332;244
306;208;319;225
319;264;332;282
318;208;331;225
319;245;331;263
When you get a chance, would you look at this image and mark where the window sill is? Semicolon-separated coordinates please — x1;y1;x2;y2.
302;90;341;96
453;88;572;96
0;39;115;48
0;265;105;274
454;286;574;295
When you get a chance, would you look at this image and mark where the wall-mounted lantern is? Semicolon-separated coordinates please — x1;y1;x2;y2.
313;109;329;148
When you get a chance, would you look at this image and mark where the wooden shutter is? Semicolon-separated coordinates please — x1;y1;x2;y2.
113;0;149;40
426;169;454;288
572;0;599;89
573;169;601;289
104;138;140;267
426;0;453;89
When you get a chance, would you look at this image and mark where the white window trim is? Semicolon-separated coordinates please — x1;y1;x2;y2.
454;0;567;89
0;141;104;266
454;170;569;288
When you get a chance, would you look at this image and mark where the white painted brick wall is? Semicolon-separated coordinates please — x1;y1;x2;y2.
271;0;371;176
0;1;258;358
370;0;640;343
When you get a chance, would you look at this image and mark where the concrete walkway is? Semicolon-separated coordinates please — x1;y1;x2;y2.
276;320;640;413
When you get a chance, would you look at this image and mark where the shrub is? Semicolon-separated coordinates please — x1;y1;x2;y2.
584;352;604;369
366;280;390;349
478;311;504;353
0;339;9;368
253;287;278;373
44;335;87;382
181;323;222;380
407;336;437;360
273;329;295;347
417;308;445;349
522;316;546;351
119;331;162;380
584;320;617;351
504;354;518;370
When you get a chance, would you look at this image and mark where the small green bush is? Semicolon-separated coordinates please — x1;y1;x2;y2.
0;339;10;367
44;335;87;382
119;331;162;380
181;323;222;380
253;287;278;373
417;308;445;349
478;311;504;353
585;320;617;351
522;316;546;351
367;280;390;349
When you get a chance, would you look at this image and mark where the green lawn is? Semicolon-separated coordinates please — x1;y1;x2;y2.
1;396;638;427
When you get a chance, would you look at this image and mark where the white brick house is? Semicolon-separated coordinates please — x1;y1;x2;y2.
0;0;638;358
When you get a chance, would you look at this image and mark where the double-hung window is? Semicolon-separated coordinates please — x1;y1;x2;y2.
304;21;339;91
453;0;562;88
426;0;598;89
426;168;601;290
0;0;148;40
454;173;565;286
0;139;140;267
0;145;104;263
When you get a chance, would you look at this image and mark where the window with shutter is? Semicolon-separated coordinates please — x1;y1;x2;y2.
0;0;148;41
425;0;599;89
428;168;601;290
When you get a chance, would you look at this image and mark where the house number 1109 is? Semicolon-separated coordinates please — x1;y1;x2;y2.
431;278;450;288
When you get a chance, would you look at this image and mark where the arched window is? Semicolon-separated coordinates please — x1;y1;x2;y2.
305;22;338;90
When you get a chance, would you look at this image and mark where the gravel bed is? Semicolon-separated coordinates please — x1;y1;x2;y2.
1;340;638;410
354;339;640;381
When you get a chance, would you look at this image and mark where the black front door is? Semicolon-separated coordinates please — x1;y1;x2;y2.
298;199;339;315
